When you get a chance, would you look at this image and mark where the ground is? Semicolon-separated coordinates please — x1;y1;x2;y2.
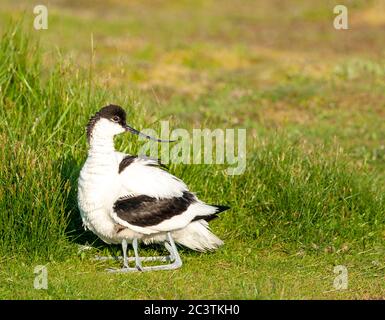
0;0;385;299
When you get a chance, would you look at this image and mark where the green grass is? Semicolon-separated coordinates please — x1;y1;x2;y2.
1;1;385;299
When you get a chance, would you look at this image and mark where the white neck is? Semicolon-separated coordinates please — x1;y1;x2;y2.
88;135;115;156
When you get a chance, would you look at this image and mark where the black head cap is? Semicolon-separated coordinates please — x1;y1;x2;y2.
86;104;127;142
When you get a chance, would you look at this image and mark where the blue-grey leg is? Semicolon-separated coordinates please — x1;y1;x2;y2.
165;232;182;269
95;254;172;263
122;239;128;268
128;232;182;272
101;233;182;273
132;238;143;271
164;242;174;261
94;240;169;263
105;239;139;273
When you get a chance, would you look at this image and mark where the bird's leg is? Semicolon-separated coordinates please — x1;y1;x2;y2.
122;239;129;268
106;239;139;273
165;232;182;269
164;241;174;261
104;233;182;272
93;239;129;264
132;238;143;271
125;232;182;272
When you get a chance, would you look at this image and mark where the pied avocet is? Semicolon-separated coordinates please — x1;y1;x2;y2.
77;105;229;272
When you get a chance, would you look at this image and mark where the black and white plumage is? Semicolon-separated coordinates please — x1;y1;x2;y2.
77;105;229;272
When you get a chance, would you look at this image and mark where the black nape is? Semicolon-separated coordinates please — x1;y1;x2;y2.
86;104;127;142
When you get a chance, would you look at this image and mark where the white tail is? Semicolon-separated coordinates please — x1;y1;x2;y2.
173;220;223;252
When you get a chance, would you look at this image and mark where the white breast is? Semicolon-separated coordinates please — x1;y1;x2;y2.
77;153;121;243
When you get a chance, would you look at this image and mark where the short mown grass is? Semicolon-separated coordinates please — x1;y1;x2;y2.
1;0;385;299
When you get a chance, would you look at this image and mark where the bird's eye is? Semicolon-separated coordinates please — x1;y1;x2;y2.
111;116;120;123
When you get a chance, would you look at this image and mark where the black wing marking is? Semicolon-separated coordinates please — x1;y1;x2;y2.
192;205;230;222
118;155;137;173
113;191;196;227
118;155;168;174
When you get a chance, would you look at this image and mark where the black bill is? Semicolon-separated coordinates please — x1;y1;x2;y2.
124;125;176;143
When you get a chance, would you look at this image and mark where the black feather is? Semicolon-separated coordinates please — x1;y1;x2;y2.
192;205;230;222
118;155;138;173
113;191;196;227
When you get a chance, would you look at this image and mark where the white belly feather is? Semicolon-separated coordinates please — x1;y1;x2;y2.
77;154;122;244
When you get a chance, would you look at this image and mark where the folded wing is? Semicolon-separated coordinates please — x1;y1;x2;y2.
110;154;219;234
